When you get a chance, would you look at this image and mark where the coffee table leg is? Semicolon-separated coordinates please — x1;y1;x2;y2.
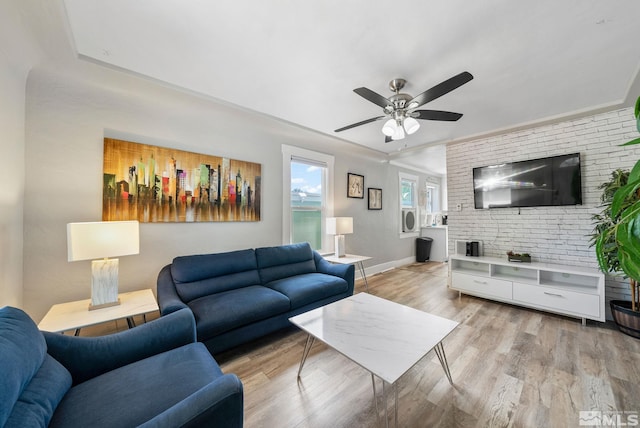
383;381;389;428
297;334;315;378
383;381;399;428
371;376;398;428
394;382;398;427
371;374;381;427
434;342;453;385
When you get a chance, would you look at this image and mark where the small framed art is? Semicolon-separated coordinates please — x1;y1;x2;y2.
368;188;382;210
347;173;364;198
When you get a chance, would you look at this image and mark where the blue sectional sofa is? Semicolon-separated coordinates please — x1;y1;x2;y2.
0;306;243;428
157;242;355;354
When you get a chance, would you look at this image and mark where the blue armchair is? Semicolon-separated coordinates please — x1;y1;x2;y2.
0;306;243;427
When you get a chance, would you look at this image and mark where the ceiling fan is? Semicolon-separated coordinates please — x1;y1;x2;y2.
335;71;473;142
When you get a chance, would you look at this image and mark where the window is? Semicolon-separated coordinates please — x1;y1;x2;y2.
400;176;415;207
425;184;439;213
426;186;434;213
399;172;418;235
282;145;334;251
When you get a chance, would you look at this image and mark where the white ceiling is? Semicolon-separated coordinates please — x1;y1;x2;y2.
61;0;640;175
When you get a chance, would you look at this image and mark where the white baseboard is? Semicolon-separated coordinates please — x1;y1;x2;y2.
356;256;416;281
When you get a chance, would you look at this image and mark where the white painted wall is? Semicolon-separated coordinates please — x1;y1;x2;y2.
21;59;430;320
0;1;44;309
0;57;27;309
447;107;640;319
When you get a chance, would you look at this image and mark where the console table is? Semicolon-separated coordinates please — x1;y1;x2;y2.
448;255;605;324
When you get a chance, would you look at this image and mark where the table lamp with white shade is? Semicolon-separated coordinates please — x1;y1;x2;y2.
67;221;139;310
326;217;353;258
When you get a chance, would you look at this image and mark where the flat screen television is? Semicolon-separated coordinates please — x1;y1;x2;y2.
473;153;582;209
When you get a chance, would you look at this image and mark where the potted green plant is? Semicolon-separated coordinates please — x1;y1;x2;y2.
506;250;531;263
592;95;640;338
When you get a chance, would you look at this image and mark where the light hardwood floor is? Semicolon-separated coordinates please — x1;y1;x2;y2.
213;261;640;428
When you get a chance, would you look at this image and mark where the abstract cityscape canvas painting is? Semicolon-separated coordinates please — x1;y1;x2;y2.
103;138;261;223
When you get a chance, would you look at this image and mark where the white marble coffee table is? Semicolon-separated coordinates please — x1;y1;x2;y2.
289;292;459;427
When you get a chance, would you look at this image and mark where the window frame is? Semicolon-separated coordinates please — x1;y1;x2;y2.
282;145;334;252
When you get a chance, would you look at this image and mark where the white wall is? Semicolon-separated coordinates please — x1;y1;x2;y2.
0;1;44;309
447;107;640;318
22;59;430;320
0;56;27;309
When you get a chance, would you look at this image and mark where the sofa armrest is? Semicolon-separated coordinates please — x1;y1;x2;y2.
313;252;355;294
138;373;244;428
157;264;189;315
43;308;196;385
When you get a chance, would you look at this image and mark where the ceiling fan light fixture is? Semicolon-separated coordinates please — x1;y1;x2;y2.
391;124;405;140
404;117;420;135
382;119;397;136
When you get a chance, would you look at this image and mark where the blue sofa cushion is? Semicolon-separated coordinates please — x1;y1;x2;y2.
171;249;261;302
267;273;349;309
5;355;72;428
189;286;290;339
49;343;223;428
0;307;48;427
256;242;317;284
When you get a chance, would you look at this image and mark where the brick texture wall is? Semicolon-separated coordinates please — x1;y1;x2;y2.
446;106;640;318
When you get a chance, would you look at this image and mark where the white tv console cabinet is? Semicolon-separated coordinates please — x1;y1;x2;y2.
448;255;605;324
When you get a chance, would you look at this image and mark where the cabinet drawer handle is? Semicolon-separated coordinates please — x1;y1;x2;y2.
543;291;564;297
473;280;488;285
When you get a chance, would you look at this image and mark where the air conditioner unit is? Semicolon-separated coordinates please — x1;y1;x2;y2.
402;208;417;232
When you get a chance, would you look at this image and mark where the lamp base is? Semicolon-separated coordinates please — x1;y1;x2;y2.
334;234;346;258
90;258;120;310
89;298;121;311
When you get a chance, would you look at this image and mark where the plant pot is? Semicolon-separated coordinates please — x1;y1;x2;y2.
508;255;531;263
610;300;640;339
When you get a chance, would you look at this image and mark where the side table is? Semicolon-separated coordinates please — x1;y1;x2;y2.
38;289;159;335
324;254;372;292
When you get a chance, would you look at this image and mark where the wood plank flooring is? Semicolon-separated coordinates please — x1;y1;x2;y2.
214;262;640;428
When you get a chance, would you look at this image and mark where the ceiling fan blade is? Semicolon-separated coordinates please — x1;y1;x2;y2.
384;135;393;143
409;71;473;109
412;110;463;121
353;87;393;109
334;116;386;132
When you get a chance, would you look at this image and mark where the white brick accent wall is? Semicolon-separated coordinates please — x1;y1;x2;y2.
446;106;640;320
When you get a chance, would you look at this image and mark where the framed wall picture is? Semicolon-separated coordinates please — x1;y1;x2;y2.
103;138;261;223
368;188;382;210
347;173;364;198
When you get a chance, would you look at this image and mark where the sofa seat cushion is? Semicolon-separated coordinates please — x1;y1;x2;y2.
49;343;221;428
189;286;291;339
267;273;348;309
